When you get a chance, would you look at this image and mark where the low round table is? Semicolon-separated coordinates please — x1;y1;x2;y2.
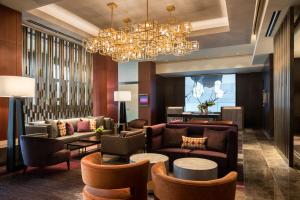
173;157;218;181
130;153;169;193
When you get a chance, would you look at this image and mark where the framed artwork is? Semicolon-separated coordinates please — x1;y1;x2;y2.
139;94;149;106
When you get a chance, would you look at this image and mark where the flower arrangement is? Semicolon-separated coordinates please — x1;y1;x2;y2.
197;98;218;114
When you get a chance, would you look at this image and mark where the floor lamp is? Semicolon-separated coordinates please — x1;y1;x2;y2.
0;76;35;172
114;91;131;124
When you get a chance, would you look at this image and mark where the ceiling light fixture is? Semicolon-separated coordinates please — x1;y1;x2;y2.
84;0;199;62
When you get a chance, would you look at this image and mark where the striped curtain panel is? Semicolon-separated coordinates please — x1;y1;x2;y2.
22;27;93;122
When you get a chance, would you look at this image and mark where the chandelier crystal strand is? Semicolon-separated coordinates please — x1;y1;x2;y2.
83;1;199;62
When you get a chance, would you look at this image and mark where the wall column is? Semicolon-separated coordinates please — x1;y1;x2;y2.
93;54;118;121
138;61;156;125
0;5;22;141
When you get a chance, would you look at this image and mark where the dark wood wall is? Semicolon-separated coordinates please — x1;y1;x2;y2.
138;62;157;125
273;7;294;166
93;54;118;121
294;58;300;134
0;5;22;140
156;76;185;123
236;72;264;128
263;54;274;137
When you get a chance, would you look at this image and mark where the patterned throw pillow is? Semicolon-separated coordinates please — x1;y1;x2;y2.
57;121;67;137
90;118;97;131
181;136;207;150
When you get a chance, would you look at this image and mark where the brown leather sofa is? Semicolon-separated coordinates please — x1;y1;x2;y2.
151;162;237;200
146;123;238;177
81;152;149;200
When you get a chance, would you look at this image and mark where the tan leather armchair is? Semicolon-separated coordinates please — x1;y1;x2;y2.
151;162;237;200
81;152;149;200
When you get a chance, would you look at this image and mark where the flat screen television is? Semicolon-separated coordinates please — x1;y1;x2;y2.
139;94;149;106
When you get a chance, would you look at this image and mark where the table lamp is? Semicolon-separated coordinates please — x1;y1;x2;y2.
0;76;35;172
114;91;131;123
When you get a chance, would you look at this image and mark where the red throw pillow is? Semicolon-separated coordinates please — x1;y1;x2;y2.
77;119;90;132
66;122;74;135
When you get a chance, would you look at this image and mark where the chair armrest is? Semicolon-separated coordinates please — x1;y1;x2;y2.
24;133;48;138
25;124;51;137
127;133;146;154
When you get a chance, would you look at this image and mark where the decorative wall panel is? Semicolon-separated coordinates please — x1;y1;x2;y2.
273;7;294;166
22;27;93;122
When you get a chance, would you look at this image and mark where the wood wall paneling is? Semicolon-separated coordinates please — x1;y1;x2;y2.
263;54;274;137
156;76;185;123
138;62;156;125
236;72;264;128
273;7;294;166
93;54;118;121
0;5;22;140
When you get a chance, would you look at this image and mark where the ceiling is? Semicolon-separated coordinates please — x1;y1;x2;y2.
2;0;296;73
56;0;226;29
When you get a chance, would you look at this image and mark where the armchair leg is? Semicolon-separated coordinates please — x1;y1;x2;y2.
66;160;70;170
23;166;27;174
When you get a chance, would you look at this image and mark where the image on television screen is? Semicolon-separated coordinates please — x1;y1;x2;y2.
185;74;236;112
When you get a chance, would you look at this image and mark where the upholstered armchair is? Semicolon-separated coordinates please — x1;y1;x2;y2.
151;162;237;200
81;152;149;200
127;119;148;131
20;134;71;173
101;130;145;158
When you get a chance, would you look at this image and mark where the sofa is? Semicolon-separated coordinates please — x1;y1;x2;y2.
146;123;238;177
101;130;146;158
25;116;115;144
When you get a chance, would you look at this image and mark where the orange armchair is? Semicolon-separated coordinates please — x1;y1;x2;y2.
81;152;149;200
151;162;237;200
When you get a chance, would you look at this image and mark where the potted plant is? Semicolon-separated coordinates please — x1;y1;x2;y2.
95;126;104;134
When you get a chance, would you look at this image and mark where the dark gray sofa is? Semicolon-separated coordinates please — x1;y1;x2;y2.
25;116;115;144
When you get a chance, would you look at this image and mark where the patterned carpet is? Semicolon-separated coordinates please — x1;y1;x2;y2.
0;134;246;200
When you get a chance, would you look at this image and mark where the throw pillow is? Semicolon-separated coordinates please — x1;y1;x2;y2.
77;119;90;132
57;121;67;137
66;122;75;135
203;128;227;153
89;119;97;131
181;136;207;150
163;127;187;147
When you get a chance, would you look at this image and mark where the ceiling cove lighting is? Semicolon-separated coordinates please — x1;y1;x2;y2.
84;0;199;63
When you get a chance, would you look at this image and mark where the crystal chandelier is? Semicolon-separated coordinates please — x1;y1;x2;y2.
84;0;199;62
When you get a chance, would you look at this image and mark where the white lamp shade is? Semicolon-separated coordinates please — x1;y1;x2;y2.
0;76;35;97
114;91;131;102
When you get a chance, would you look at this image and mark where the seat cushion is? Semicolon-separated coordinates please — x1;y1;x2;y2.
83;186;132;200
188;150;228;168
162;128;187;147
56;132;96;143
203;128;227;153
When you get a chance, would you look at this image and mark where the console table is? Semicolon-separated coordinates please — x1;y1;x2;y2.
167;112;221;121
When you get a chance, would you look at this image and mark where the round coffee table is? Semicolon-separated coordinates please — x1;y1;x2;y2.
173;157;218;181
130;153;169;193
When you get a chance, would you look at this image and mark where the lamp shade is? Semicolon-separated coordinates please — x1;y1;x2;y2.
114;91;131;102
0;76;35;97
